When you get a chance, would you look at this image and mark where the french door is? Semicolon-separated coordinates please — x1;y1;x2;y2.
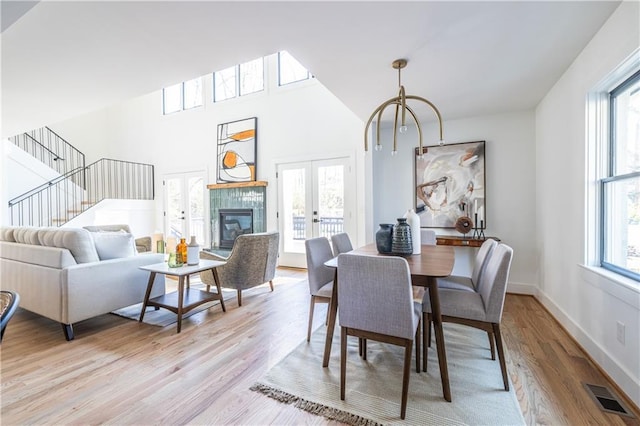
277;157;353;268
163;171;206;246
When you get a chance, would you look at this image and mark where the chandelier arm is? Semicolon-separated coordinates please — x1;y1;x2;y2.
393;103;400;153
403;104;423;156
405;95;445;142
363;97;402;151
399;86;407;127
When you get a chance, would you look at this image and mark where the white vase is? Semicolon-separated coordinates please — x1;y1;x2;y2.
187;236;200;265
403;209;421;254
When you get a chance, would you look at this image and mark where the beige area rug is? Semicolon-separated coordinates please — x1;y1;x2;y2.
252;323;525;425
111;283;237;327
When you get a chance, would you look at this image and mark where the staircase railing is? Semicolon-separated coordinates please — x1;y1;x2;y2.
9;127;85;181
8;159;154;227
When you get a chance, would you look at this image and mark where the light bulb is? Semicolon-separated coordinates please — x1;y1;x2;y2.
391;150;398;156
438;138;446;146
399;125;408;133
374;144;383;151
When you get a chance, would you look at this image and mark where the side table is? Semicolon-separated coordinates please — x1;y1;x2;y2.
139;259;227;333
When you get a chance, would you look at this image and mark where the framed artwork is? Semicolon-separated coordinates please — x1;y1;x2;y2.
217;117;257;183
414;140;486;229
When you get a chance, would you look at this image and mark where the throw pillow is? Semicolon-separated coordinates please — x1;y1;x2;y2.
91;231;137;260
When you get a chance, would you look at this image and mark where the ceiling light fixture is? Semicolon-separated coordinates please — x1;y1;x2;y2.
364;59;445;157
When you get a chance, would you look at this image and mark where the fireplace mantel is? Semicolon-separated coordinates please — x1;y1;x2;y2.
207;181;268;190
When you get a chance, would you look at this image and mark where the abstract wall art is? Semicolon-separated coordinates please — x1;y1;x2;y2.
217;117;257;183
414;140;486;228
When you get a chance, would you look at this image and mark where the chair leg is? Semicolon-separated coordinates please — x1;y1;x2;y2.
363;339;367;360
340;327;347;401
307;297;316;342
269;280;274;291
401;340;413;420
492;323;509;391
237;289;242;307
61;323;74;341
488;330;496;360
415;319;421;373
422;312;428;372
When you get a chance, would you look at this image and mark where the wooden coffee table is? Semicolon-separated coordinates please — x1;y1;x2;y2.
139;259;227;333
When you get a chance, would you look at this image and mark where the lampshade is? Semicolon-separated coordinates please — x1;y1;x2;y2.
364;59;445;156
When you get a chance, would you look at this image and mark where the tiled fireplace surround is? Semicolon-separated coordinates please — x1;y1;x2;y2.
208;181;267;249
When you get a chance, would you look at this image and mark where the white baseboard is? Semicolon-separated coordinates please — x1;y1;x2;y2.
507;281;537;295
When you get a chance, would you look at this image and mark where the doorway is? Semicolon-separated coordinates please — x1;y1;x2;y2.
163;171;206;246
276;157;353;268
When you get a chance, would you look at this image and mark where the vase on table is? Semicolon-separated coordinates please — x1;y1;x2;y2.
375;224;394;254
187;236;200;265
392;218;413;255
403;208;421;254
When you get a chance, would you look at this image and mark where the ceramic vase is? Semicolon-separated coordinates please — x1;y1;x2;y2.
403;208;421;254
375;224;394;254
187;236;199;265
391;218;413;255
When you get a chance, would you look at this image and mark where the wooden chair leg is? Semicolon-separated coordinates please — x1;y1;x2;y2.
401;340;413;420
363;339;367;360
269;280;274;291
422;312;428;372
340;327;347;401
307;297;316;342
415;319;421;373
492;323;509;391
237;289;242;307
488;330;496;360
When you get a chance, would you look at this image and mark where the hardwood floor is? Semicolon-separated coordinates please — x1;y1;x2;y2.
1;267;638;425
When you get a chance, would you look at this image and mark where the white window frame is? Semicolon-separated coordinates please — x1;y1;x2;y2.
213;58;264;103
278;51;312;86
162;77;203;114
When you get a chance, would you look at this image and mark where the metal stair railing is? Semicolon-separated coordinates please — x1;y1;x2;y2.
8;126;85;183
8;159;154;227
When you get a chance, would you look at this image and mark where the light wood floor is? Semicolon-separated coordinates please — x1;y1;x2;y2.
1;267;638;425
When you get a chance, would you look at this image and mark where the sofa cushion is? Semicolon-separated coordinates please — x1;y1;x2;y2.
38;228;100;264
14;228;41;245
0;227;17;242
91;231;137;260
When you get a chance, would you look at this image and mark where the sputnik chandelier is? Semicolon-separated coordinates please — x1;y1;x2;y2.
364;59;445;157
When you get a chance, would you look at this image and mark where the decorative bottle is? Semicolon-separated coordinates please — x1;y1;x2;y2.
187;236;199;265
391;218;413;255
375;224;394;254
176;238;187;265
403;209;421;254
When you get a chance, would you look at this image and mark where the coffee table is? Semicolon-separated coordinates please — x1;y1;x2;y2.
139;259;227;333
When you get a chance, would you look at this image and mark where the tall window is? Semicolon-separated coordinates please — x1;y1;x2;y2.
278;51;311;86
162;77;203;114
213;58;264;102
602;70;640;280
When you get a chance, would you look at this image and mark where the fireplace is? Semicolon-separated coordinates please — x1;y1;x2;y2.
219;209;253;249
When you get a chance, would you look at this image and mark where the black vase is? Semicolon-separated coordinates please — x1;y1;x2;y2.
375;224;394;254
392;218;413;255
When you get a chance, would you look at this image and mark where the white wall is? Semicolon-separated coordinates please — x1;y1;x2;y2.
536;1;639;407
49;54;368;249
372;111;537;290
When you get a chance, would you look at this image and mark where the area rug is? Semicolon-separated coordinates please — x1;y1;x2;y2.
252;323;525;425
111;284;236;327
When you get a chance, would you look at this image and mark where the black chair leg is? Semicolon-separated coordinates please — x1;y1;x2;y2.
61;323;74;341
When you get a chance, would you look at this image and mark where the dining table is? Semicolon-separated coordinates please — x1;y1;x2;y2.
323;243;456;402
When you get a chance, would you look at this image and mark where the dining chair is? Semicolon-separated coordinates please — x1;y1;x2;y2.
1;290;20;342
304;237;335;342
331;233;353;256
420;229;437;245
422;243;513;390
438;238;497;292
337;253;421;420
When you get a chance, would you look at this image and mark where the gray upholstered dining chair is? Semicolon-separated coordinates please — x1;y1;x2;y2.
331;232;353;256
422;243;513;391
337;253;421;420
200;232;279;307
437;238;497;292
304;237;335;342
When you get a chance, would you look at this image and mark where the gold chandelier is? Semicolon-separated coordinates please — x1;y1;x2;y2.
364;59;444;156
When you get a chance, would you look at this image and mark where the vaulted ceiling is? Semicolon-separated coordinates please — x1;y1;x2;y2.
1;1;620;139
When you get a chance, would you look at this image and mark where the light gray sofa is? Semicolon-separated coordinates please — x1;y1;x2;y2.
0;226;165;340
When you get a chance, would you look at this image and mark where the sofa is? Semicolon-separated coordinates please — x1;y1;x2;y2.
0;226;165;340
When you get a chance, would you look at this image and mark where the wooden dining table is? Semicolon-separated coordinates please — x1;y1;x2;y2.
323;243;456;402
